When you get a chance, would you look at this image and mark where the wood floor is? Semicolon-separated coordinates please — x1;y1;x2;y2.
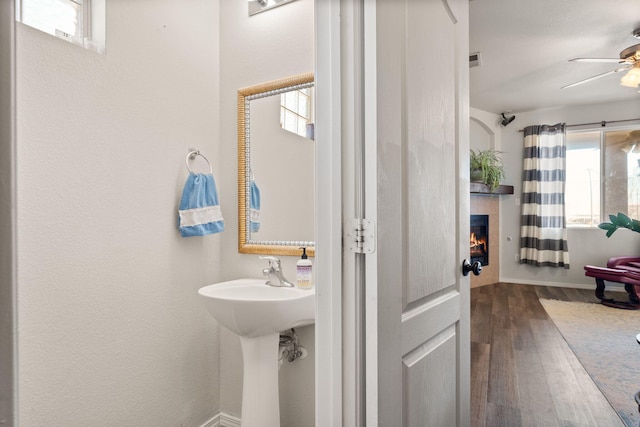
471;282;625;427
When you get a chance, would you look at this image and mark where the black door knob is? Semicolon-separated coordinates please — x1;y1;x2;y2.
462;259;482;276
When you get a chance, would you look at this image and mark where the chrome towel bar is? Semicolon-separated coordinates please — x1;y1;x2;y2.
185;148;212;174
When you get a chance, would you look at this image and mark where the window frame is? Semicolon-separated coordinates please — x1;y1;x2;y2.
15;0;104;53
280;87;312;139
566;125;640;228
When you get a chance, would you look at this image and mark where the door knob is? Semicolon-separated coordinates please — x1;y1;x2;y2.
462;259;482;276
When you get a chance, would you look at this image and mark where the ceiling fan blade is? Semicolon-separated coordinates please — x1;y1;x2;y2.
569;58;624;63
561;65;632;89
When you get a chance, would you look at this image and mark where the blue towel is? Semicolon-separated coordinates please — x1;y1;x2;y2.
178;173;224;237
250;180;261;233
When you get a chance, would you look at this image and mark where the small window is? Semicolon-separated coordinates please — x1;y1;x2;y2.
566;128;640;227
16;0;105;53
280;88;313;139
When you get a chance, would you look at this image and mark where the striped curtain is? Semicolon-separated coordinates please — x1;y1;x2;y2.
520;124;570;268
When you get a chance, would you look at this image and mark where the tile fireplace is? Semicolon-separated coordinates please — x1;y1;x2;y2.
470;214;489;267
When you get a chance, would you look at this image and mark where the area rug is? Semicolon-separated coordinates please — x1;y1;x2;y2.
540;299;640;426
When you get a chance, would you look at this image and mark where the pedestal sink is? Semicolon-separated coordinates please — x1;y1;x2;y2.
198;278;315;427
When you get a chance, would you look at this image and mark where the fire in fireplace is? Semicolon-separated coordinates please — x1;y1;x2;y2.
470;215;489;266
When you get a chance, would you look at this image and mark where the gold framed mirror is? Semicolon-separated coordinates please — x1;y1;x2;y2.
238;73;315;256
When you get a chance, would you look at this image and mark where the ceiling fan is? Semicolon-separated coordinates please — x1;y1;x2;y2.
562;29;640;89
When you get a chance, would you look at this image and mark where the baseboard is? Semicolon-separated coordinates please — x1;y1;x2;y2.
498;277;625;292
219;412;241;427
199;411;241;427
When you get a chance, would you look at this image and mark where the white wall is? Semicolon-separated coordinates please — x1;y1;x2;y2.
219;1;316;425
16;1;222;425
497;99;640;287
470;107;501;152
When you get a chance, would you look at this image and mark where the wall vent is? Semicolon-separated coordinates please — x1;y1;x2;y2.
469;52;482;68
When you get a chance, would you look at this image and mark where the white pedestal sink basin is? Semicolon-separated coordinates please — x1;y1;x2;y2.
198;278;315;427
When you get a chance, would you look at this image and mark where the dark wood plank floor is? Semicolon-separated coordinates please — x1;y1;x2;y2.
471;282;625;427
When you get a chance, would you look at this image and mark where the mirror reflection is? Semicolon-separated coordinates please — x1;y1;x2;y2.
281;85;314;140
238;73;315;256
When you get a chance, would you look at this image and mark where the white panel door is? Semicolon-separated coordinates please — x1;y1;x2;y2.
362;0;470;425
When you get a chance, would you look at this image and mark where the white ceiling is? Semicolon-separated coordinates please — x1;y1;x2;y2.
469;0;640;115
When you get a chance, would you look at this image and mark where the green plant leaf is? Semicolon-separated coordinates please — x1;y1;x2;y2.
599;213;640;237
617;212;632;226
598;223;616;231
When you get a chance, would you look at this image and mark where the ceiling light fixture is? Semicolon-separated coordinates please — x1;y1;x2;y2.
620;67;640;88
501;112;516;127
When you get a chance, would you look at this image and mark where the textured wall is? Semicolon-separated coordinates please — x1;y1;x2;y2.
16;1;222;425
218;0;316;425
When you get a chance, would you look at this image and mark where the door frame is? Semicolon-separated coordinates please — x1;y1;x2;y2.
315;1;345;425
315;0;371;424
0;0;17;425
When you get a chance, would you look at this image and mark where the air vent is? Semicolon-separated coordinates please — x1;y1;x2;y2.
469;52;482;68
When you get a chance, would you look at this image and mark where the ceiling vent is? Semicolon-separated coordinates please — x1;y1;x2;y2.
469;52;482;68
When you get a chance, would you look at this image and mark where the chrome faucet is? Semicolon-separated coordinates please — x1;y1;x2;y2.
260;256;295;287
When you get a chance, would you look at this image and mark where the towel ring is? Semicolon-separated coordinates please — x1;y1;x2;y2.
186;150;213;174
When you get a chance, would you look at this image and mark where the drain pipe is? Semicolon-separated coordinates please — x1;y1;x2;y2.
278;328;307;367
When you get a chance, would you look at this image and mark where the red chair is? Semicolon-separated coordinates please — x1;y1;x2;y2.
584;256;640;309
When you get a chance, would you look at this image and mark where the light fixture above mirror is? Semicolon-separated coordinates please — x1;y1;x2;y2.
248;0;298;16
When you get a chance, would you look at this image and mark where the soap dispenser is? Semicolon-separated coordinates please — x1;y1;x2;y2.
296;247;313;290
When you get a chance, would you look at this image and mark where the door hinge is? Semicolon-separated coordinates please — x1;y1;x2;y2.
345;218;376;254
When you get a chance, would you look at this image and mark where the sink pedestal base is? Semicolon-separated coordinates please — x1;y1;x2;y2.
240;333;280;427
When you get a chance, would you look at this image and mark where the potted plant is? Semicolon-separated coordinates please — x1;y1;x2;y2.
470;148;505;192
598;212;640;237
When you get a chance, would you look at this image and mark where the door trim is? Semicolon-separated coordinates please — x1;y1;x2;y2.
0;0;17;425
315;1;344;425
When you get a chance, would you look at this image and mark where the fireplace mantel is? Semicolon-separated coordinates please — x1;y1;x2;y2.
470;182;514;195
